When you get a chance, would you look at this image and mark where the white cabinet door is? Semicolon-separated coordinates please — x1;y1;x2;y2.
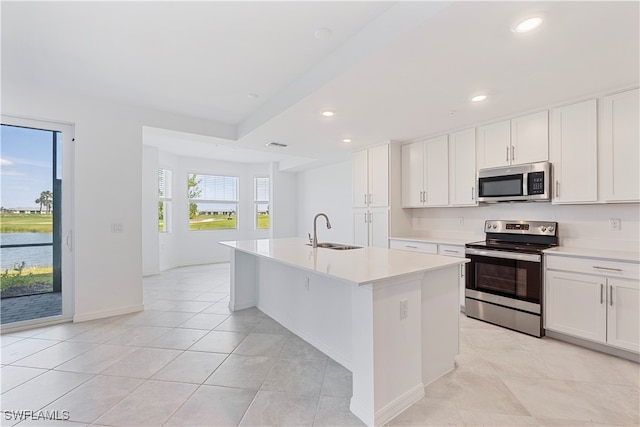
353;209;369;247
424;135;449;206
369;208;389;249
402;142;425;207
550;100;598;204
368;144;389;207
545;270;607;344
510;111;549;165
449;128;477;206
601;89;640;202
607;277;640;353
477;120;510;169
352;149;368;208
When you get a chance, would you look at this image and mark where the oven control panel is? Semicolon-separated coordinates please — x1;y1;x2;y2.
485;220;557;236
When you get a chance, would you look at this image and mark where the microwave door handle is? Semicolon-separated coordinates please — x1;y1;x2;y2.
522;172;528;196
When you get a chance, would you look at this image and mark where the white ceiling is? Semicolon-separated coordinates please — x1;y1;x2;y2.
3;1;638;169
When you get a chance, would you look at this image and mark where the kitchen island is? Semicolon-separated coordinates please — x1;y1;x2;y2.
220;238;468;426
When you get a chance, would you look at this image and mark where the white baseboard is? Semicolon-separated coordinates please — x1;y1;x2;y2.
73;304;143;323
351;382;425;426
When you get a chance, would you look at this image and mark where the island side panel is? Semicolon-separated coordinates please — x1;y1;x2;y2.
255;257;353;369
350;274;425;426
229;249;259;311
421;265;460;385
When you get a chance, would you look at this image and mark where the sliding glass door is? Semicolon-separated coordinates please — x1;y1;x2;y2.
0;117;74;326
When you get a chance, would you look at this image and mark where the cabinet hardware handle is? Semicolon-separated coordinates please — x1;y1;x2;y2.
593;266;623;272
511;146;515;161
368;194;372;205
610;285;613;306
444;249;459;254
460;265;464;278
600;284;604;304
364;194;367;205
405;245;418;249
368;212;372;223
364;213;367;224
556;180;560;198
424;191;428;203
506;146;509;162
471;186;475;200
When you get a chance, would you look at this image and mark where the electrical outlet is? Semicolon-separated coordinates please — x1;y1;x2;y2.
400;299;408;319
304;277;310;291
111;223;123;233
609;218;621;231
458;216;464;225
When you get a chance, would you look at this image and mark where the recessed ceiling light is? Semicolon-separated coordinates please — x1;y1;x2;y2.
247;93;260;100
342;138;352;143
513;17;543;33
471;95;487;102
321;110;335;117
314;28;333;41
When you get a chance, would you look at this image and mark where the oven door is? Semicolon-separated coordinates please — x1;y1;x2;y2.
465;248;542;308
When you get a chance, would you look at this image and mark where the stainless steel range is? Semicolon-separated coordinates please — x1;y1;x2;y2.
465;220;558;337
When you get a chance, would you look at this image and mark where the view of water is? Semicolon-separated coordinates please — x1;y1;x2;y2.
0;233;53;270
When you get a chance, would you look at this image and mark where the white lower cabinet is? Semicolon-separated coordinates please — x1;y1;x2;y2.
545;255;640;353
438;245;466;310
390;239;466;311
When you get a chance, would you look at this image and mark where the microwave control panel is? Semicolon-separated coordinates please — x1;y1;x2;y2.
528;171;546;195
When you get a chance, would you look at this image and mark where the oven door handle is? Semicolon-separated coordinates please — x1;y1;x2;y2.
465;248;541;262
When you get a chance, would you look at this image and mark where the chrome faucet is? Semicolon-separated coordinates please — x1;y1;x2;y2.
312;213;332;248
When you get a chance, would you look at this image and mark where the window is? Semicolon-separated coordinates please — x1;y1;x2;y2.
158;168;172;232
188;173;238;230
254;177;270;229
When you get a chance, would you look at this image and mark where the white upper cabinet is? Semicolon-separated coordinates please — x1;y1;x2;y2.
550;99;598;204
477;112;548;169
368;144;389;207
601;88;639;202
510;111;549;165
352;144;389;208
425;136;449;206
477;120;510;169
448;128;477;206
402;135;448;207
402;141;425;207
352;149;368;208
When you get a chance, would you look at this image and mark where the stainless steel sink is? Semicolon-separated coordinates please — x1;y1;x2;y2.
306;242;362;250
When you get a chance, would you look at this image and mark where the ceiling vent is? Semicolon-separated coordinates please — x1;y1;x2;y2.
266;141;288;148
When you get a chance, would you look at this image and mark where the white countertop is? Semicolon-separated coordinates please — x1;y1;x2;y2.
220;238;467;285
390;236;479;246
544;246;640;263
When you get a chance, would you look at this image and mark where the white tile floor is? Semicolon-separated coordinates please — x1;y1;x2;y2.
1;263;638;427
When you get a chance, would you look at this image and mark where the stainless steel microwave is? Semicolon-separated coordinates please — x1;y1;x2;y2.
477;162;551;203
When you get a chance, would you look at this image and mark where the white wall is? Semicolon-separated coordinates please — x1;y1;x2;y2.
141;147;299;272
142;145;160;276
410;203;640;251
294;157;639;252
3;81;240;321
270;164;299;239
297;161;353;244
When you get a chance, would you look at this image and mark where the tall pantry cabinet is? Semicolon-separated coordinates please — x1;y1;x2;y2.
352;144;389;248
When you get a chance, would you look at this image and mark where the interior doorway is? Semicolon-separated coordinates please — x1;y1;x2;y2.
0;117;74;327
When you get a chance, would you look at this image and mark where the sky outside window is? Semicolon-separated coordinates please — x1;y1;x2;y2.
1;125;54;209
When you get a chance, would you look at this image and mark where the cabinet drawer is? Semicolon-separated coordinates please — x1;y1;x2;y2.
389;239;437;254
438;244;465;258
546;255;640;280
